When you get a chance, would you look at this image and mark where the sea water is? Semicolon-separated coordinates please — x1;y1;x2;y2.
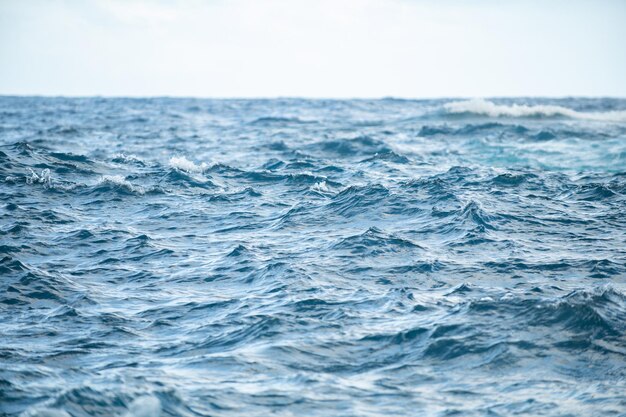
1;97;625;416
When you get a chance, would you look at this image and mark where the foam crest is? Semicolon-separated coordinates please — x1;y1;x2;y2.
444;99;626;121
311;180;331;193
169;156;207;173
98;175;140;193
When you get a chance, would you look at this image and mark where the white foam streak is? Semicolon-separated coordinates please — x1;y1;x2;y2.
444;99;626;122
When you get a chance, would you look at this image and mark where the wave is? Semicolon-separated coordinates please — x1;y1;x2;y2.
159;168;216;190
326;184;390;217
444;99;626;121
332;227;423;255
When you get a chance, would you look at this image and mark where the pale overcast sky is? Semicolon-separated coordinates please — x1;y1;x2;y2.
1;0;625;98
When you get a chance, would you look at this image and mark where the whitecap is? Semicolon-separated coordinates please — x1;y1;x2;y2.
169;156;207;173
26;168;52;186
113;153;144;164
98;175;141;193
311;180;331;193
444;99;626;122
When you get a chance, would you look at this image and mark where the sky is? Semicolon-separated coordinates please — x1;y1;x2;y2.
0;0;625;98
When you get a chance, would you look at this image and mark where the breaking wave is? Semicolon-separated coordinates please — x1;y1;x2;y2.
444;98;626;121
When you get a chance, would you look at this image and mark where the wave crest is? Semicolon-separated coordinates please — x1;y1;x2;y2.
168;156;207;173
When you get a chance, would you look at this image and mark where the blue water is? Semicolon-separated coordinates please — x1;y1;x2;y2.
1;97;626;417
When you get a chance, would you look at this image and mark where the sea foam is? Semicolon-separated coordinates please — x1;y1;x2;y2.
169;156;207;173
98;175;140;193
26;168;52;186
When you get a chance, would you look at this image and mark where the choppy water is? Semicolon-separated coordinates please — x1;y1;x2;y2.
1;97;626;417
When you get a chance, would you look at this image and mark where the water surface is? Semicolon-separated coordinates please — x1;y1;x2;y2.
1;97;626;416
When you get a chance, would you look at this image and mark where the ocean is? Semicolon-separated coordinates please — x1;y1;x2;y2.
1;97;625;416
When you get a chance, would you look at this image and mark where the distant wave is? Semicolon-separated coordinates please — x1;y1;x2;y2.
444;99;626;121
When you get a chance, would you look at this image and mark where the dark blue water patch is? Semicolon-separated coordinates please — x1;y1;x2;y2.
1;97;626;417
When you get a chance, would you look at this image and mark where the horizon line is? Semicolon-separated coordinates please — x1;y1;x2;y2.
2;94;626;101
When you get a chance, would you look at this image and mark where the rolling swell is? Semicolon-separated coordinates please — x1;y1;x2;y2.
1;97;626;417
